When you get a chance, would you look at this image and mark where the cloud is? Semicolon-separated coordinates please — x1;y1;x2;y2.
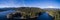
0;0;23;8
0;0;59;8
47;6;55;8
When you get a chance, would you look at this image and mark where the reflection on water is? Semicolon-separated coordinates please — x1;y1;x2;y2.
0;10;53;20
37;12;53;20
0;10;15;20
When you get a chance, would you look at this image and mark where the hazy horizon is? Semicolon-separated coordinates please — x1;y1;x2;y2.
0;0;60;8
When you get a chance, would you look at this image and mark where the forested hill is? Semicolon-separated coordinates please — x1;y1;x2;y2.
14;7;45;13
0;7;45;13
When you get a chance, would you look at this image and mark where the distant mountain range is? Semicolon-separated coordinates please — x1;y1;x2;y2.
0;8;15;12
42;8;60;11
0;7;60;12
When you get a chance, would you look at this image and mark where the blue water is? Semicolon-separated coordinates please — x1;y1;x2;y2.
0;10;15;20
37;12;53;20
0;10;53;20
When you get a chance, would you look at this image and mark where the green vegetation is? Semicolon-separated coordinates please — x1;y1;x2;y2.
46;9;60;20
1;7;60;20
55;10;60;20
14;7;45;18
13;7;60;20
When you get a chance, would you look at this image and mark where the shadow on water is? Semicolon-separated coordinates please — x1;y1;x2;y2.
0;10;54;20
37;12;53;20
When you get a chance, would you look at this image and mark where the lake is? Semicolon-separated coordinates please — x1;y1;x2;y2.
0;10;15;20
37;12;53;20
0;10;53;20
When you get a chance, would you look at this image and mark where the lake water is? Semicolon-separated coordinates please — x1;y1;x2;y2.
37;12;53;20
0;10;15;20
0;10;53;20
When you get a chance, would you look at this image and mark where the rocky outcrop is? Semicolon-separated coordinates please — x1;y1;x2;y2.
7;7;45;19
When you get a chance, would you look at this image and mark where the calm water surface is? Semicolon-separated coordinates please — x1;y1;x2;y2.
0;10;53;20
37;12;53;20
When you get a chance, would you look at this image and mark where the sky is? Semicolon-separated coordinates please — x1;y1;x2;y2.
0;0;60;8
